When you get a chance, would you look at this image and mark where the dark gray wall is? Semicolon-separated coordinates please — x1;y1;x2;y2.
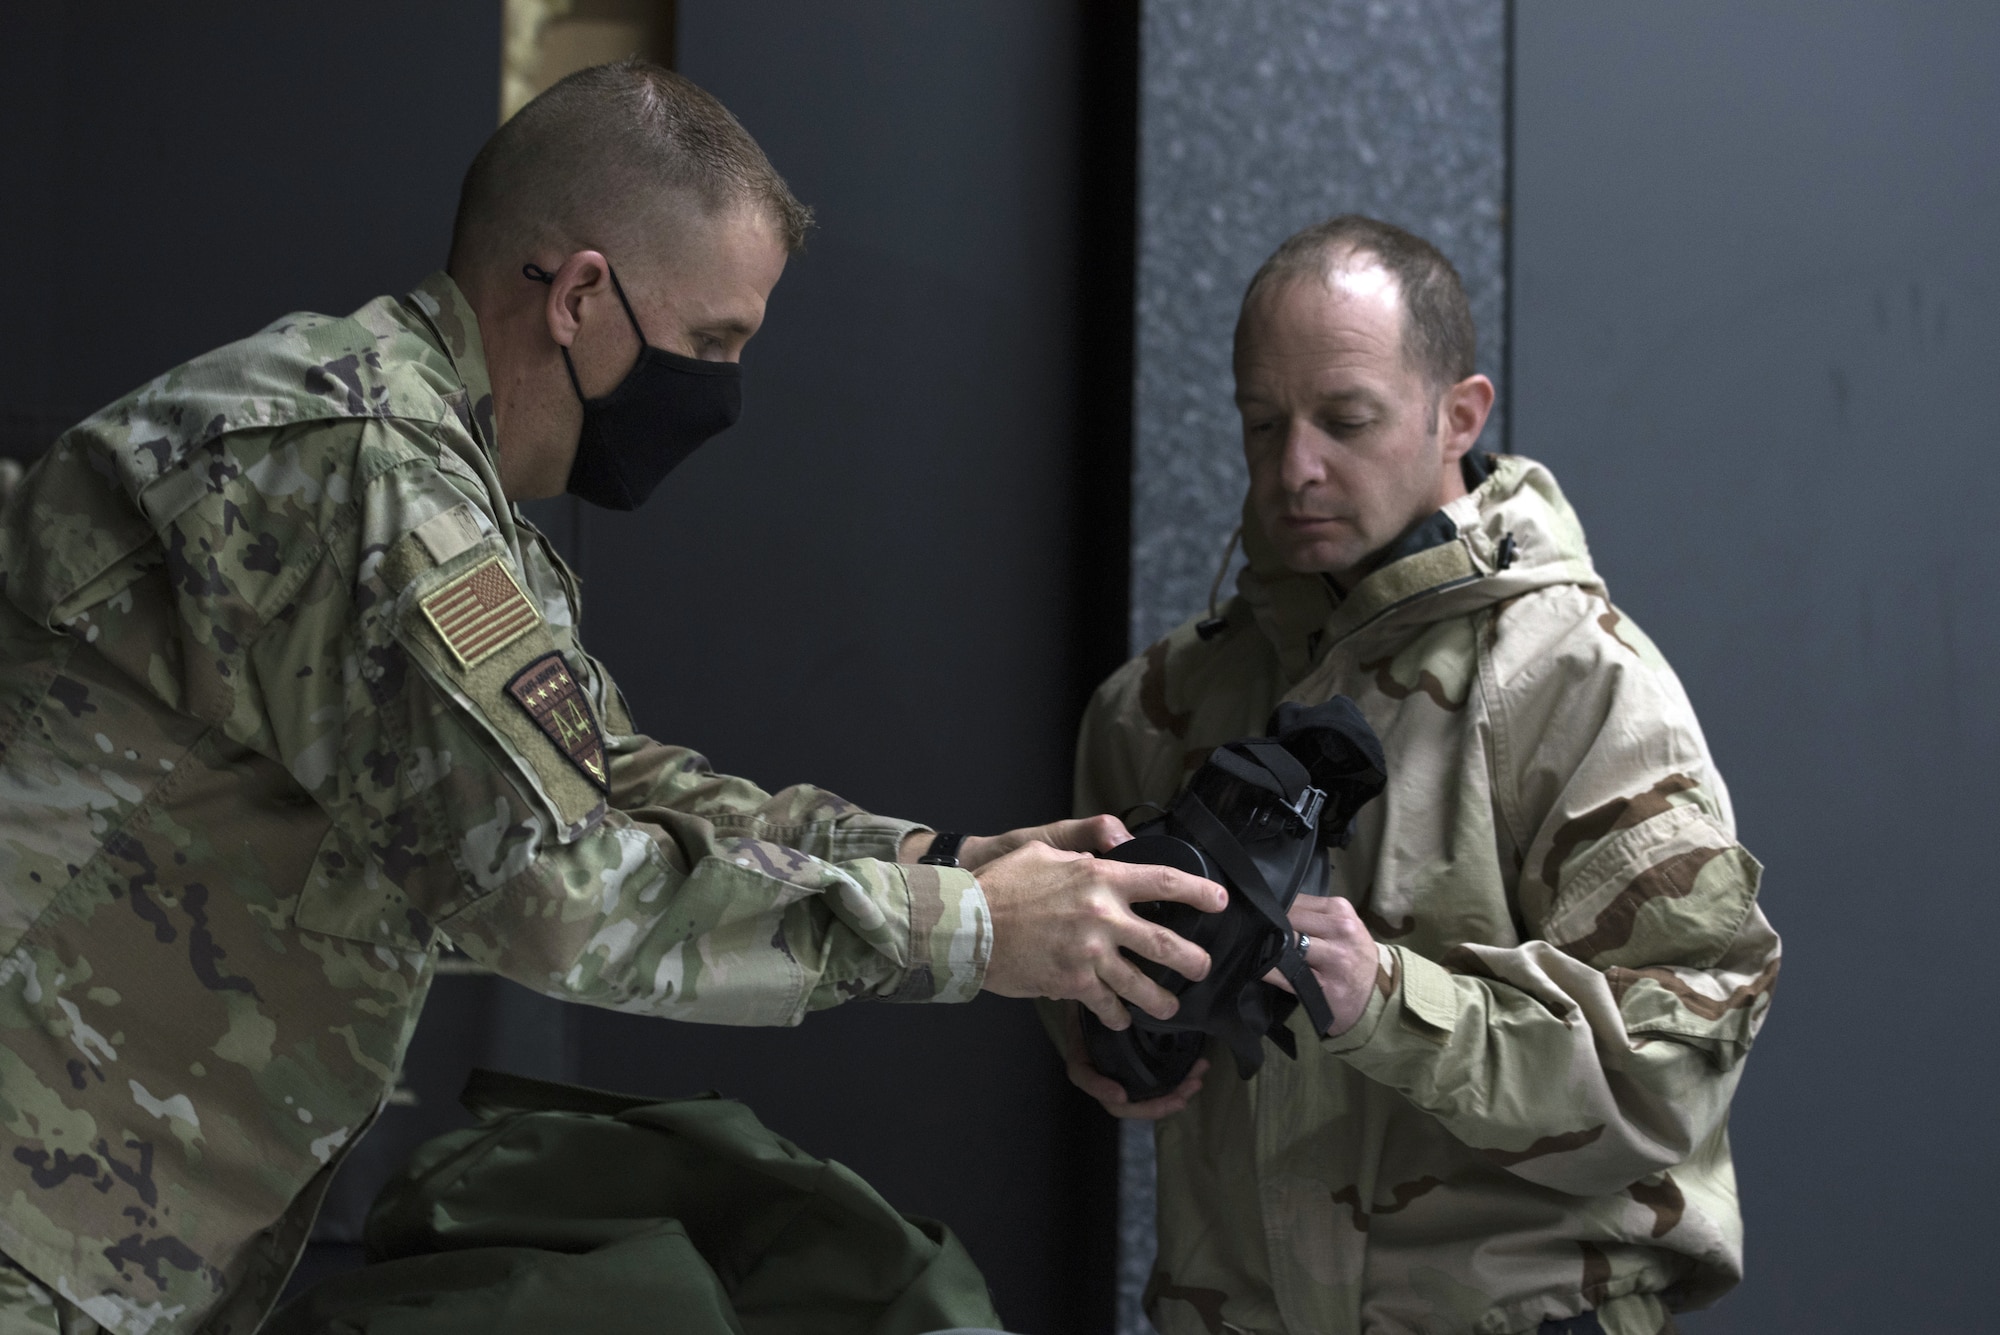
1513;3;2000;1327
555;4;1133;1331
0;2;497;454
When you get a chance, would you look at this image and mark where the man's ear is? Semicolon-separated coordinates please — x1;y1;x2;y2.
542;250;611;349
1437;373;1496;463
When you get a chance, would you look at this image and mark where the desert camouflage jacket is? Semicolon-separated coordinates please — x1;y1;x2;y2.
0;273;989;1335
1075;456;1778;1335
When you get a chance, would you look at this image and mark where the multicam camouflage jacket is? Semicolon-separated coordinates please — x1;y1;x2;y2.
1075;456;1778;1335
0;273;990;1335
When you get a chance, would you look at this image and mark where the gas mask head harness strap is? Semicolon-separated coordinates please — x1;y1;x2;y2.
1082;696;1387;1101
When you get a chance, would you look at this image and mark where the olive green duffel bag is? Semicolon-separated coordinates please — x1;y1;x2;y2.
268;1071;1005;1335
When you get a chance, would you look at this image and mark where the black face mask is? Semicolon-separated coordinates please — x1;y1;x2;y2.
524;260;743;511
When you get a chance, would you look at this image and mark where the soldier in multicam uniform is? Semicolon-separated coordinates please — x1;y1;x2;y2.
1060;217;1780;1335
0;62;1227;1334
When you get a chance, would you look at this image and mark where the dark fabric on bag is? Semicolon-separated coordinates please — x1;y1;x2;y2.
1537;1314;1605;1335
267;1071;1003;1335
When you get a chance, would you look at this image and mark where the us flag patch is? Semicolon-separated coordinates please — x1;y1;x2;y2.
505;652;609;790
420;556;540;669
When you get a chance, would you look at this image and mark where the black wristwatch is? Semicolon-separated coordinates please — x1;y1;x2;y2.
917;831;968;868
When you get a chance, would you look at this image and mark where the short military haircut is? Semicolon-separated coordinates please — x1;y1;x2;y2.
448;59;813;283
1241;214;1476;392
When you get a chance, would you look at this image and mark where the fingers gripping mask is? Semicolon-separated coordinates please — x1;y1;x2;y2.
525;260;743;511
1082;696;1388;1101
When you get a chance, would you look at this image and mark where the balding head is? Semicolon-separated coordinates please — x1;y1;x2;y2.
447;59;812;294
1239;214;1475;398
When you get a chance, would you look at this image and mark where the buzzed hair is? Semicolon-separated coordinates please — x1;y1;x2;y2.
448;59;813;283
1240;215;1476;392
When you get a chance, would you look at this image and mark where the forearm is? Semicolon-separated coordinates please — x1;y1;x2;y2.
607;731;926;862
365;678;989;1015
436;807;990;1022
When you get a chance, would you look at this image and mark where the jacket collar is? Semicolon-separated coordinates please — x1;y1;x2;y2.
1235;453;1602;682
402;272;528;556
404;271;499;461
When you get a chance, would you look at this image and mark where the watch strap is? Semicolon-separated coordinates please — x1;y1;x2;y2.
917;830;968;867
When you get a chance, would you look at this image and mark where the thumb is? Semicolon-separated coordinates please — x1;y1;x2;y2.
1046;814;1130;853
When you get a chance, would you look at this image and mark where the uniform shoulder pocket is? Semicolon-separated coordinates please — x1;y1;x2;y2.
1542;803;1760;971
387;517;608;840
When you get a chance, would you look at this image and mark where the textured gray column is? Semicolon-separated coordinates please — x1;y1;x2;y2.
1122;3;1507;1331
1131;0;1509;653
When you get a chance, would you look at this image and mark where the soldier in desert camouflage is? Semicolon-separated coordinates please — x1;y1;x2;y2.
1062;216;1779;1335
0;62;1227;1334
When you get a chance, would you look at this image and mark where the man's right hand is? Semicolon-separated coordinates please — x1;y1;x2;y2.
975;841;1225;1029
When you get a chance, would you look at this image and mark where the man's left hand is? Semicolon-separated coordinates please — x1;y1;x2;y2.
1266;894;1378;1039
1058;1001;1209;1120
899;815;1132;869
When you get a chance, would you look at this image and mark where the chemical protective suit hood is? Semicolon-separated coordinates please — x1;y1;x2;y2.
1233;451;1602;687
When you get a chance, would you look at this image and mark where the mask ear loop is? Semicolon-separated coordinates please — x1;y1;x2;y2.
522;262;591;402
597;261;650;345
528;258;649;341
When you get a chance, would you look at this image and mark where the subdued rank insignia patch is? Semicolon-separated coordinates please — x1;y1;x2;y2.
505;653;610;791
420;556;541;669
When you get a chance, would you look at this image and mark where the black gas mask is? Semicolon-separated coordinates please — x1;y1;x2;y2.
1083;696;1387;1101
524;259;743;511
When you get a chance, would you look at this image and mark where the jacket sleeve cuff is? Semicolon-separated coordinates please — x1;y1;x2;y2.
893;861;991;1003
1322;944;1461;1060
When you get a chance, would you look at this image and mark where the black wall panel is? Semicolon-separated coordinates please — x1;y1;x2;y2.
1513;3;2000;1327
0;2;497;453
560;5;1129;1328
